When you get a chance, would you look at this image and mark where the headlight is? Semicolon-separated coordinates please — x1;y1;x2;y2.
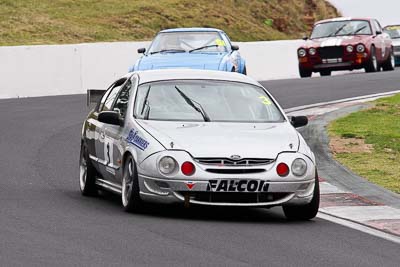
356;44;365;53
291;158;307;177
309;48;316;56
298;48;307;57
346;45;354;53
158;156;177;175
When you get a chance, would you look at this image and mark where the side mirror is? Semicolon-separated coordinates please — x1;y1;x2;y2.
376;30;382;35
290;116;308;128
98;111;122;126
231;45;239;51
302;35;309;41
137;48;146;54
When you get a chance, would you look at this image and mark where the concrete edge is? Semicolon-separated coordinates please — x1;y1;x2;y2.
286;91;400;240
318;212;400;244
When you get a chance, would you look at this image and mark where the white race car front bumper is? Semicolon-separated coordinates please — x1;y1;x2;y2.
138;174;316;207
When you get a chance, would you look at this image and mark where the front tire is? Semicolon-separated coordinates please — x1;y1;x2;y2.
365;46;378;73
283;172;320;220
79;144;97;196
122;155;143;212
299;66;312;78
382;48;395;71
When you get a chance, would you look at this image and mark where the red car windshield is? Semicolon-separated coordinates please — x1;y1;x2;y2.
311;20;372;39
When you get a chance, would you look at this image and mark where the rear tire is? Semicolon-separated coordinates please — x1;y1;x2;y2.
382;48;395;71
299;67;312;78
365;46;378;73
79;144;98;196
320;70;331;76
121;155;143;212
283;171;320;221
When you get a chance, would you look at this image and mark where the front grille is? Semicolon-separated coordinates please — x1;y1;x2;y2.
179;192;289;203
194;158;274;166
205;168;265;174
317;46;344;59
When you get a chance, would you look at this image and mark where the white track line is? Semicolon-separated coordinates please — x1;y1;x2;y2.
318;212;400;244
284;90;400;113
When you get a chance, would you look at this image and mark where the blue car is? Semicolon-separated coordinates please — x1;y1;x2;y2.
129;28;246;74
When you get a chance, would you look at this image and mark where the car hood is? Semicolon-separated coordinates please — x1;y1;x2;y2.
136;53;226;71
138;121;299;159
304;35;371;48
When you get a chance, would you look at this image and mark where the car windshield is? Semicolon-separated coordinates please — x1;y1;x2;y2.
134;80;285;123
147;32;228;54
384;25;400;39
311;20;372;39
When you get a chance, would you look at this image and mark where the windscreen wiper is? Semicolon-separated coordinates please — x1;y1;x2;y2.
140;85;151;117
189;45;219;53
174;86;210;122
329;23;349;37
150;49;186;55
144;105;151;120
352;26;367;35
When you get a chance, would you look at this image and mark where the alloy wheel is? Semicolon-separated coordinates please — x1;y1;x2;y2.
79;152;88;192
372;55;378;71
391;53;395;68
122;161;134;207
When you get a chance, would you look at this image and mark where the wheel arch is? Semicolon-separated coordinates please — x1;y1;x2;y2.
370;44;376;53
239;59;246;74
121;148;139;170
122;151;133;167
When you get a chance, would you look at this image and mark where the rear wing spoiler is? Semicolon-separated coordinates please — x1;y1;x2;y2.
87;89;106;107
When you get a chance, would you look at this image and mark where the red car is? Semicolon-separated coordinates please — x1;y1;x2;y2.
298;17;395;78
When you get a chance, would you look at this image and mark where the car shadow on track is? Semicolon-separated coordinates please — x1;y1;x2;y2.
93;190;316;225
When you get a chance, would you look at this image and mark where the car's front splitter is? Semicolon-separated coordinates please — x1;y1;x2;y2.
138;174;315;207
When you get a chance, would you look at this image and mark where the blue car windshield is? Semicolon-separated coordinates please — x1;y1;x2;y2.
148;32;228;54
134;80;285;123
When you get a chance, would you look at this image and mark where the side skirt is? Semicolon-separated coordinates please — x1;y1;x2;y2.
95;178;122;195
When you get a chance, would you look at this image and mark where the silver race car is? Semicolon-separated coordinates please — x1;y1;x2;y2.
80;69;319;220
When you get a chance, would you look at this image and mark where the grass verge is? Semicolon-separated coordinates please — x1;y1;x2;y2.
0;0;339;46
328;94;400;194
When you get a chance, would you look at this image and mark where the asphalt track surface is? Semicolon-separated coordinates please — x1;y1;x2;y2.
1;70;399;266
261;69;400;108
